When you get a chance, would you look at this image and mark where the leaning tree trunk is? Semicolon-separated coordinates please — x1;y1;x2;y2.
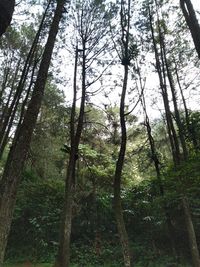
180;0;200;59
0;0;15;36
0;1;49;156
0;0;64;263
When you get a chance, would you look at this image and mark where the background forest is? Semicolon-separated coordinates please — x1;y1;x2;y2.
0;0;200;266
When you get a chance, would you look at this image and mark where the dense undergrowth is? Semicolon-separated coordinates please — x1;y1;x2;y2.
4;163;199;267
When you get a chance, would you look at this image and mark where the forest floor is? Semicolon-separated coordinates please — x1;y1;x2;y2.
3;263;192;267
4;264;51;267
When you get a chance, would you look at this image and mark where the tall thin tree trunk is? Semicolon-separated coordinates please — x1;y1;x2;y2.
174;62;198;150
0;0;64;262
0;2;50;152
54;42;86;267
113;1;132;266
0;63;11;105
149;7;180;165
0;58;21;129
180;0;200;59
182;197;200;267
114;63;132;267
164;54;188;159
137;63;178;258
151;3;200;266
0;58;37;160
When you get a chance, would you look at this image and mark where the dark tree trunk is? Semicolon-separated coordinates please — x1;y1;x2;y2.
0;0;15;36
151;3;200;266
182;197;200;267
0;63;11;105
113;2;132;266
175;62;198;151
0;2;49;153
164;55;188;159
0;0;64;263
149;7;180;165
137;64;178;258
54;42;86;267
114;63;132;267
0;58;21;129
180;0;200;59
0;57;37;160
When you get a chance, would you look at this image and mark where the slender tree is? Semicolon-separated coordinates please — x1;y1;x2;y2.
54;1;111;266
0;3;50;158
148;5;181;165
174;62;199;151
136;62;178;258
113;0;133;266
54;44;80;267
149;2;200;266
0;0;65;262
180;0;200;59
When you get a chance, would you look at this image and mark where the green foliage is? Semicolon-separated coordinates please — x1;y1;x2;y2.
1;0;200;265
6;171;65;262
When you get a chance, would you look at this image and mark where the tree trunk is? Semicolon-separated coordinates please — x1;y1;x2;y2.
113;1;132;266
151;3;200;265
0;0;15;36
182;197;200;267
164;54;188;159
149;6;180;165
0;62;11;105
54;159;76;267
54;42;86;267
114;63;132;267
0;0;64;263
0;58;21;130
0;58;37;160
180;0;200;59
0;1;49;151
139;80;178;258
175;62;198;151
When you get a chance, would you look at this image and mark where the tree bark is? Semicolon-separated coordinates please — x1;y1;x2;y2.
182;197;200;267
175;62;198;151
114;62;132;267
149;6;180;166
180;0;200;59
137;65;178;258
54;41;86;267
0;1;49;152
113;2;132;265
0;0;15;36
0;62;11;105
0;0;64;263
151;3;200;266
164;54;188;159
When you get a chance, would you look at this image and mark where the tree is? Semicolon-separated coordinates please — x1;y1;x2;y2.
180;0;200;59
54;0;111;266
0;0;66;263
148;1;200;266
113;0;134;266
0;0;15;36
0;5;50;159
